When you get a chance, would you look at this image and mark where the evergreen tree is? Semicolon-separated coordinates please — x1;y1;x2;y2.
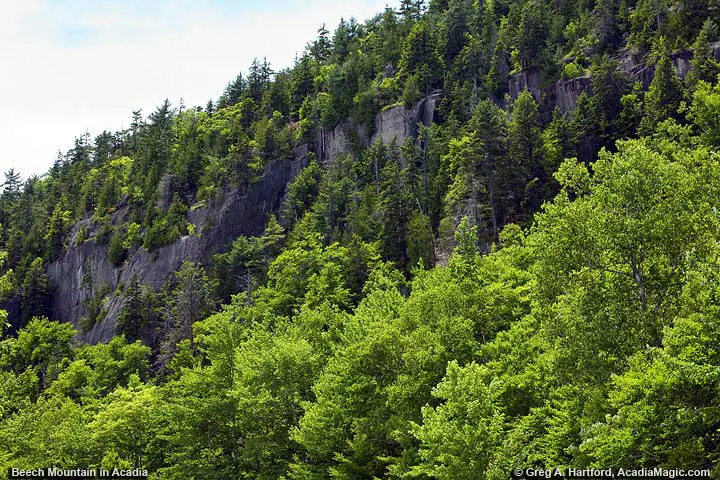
310;24;332;62
639;40;683;135
507;90;543;216
220;74;247;107
116;276;152;343
685;19;720;91
20;258;50;324
157;262;217;369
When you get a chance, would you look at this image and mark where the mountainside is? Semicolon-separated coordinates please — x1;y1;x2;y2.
2;0;720;477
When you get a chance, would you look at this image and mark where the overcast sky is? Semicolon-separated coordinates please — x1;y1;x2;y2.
0;0;395;180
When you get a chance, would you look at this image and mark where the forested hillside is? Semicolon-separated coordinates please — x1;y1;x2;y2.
1;0;720;477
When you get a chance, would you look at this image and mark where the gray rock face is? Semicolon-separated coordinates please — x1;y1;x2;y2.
49;94;443;344
508;70;593;114
315;119;368;167
553;75;593;113
314;93;440;165
47;154;306;344
508;70;543;104
371;93;439;146
671;50;693;79
508;44;712;116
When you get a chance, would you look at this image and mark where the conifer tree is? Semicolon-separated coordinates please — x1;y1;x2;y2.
639;40;683;135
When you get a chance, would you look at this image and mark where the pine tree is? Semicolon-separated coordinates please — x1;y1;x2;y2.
157;262;217;369
20;257;50;324
685;19;720;91
221;74;247;107
507;90;543;216
310;24;332;62
639;40;683;135
116;275;152;342
443;0;472;65
2;169;22;200
1;169;22;228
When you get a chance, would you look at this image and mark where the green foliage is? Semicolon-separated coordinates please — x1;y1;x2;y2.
639;41;684;135
143;194;189;251
2;1;720;478
405;210;434;268
157;261;217;370
412;361;504;479
689;75;720;145
107;229;126;266
80;283;111;333
20;258;50;325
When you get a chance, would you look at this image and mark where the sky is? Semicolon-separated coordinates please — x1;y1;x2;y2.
0;0;396;180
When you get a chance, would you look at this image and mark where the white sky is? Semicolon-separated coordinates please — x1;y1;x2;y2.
0;0;395;180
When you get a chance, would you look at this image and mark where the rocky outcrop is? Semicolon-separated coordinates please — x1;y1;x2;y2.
508;69;593;114
314;93;440;165
371;93;439;146
553;75;593;113
47;153;307;344
48;94;445;344
509;44;717;115
508;70;544;104
713;41;720;61
315;119;368;167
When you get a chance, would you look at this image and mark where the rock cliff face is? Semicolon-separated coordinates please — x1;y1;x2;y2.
49;39;718;342
314;93;440;166
48;154;307;344
48;94;443;344
509;43;720;115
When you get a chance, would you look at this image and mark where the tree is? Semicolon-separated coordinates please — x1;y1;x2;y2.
406;211;434;268
11;317;76;389
507;90;543;217
116;276;157;343
1;169;21;201
594;0;621;52
379;153;413;266
89;378;164;469
400;0;426;22
20;258;50;325
442;0;472;65
92;131;115;166
221;74;247;107
517;0;550;70
157;262;217;369
399;21;444;94
44;202;73;260
444;99;507;241
310;24;332;62
0;169;22;230
248;57;273;104
689;75;720;146
533;139;720;372
581;264;720;468
639;41;683;135
685;19;720;91
412;362;504;479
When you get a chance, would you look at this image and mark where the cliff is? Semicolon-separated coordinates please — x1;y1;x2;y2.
47;153;307;343
44;38;720;343
508;41;720;114
47;94;442;343
314;93;440;166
